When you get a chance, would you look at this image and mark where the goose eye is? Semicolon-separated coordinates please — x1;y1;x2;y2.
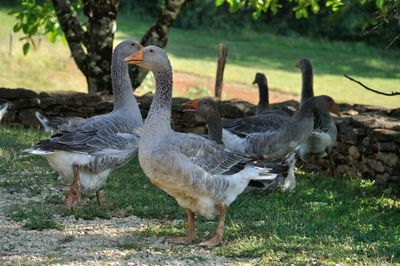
131;43;135;46
150;49;154;53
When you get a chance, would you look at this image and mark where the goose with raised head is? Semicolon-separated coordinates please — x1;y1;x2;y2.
0;102;9;122
25;40;144;209
35;112;86;134
221;95;338;191
253;72;291;116
125;45;279;247
296;58;314;103
222;95;338;161
296;58;338;176
182;97;295;193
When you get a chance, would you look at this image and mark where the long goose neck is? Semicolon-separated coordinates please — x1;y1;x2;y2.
257;79;269;110
293;103;314;121
146;68;173;129
301;65;314;103
112;55;140;116
206;112;223;144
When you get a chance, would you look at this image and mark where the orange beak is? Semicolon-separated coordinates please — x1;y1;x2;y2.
330;104;340;116
181;99;199;112
124;50;143;65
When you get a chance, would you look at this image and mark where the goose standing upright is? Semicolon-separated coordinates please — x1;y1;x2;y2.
0;102;9;122
296;59;338;176
125;45;279;247
35;112;86;134
222;95;338;161
25;40;143;209
221;95;338;191
253;72;291;116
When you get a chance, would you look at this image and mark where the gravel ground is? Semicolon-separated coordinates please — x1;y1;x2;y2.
0;188;252;265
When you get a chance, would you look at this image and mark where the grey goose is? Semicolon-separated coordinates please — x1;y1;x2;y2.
125;45;279;247
25;40;144;209
182;97;295;193
253;72;292;116
295;58;338;176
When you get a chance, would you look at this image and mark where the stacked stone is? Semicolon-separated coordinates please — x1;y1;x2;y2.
1;87;399;186
334;105;400;186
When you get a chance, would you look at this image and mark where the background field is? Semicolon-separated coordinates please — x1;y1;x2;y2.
0;8;399;108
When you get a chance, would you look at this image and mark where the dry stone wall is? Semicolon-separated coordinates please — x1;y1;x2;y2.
1;87;399;186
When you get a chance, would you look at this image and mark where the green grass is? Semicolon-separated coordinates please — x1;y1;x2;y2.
6;203;64;230
1;126;399;264
1;8;399;107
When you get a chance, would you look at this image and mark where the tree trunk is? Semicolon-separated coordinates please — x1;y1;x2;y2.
53;0;187;94
129;0;189;89
83;0;119;94
52;0;118;95
51;0;88;75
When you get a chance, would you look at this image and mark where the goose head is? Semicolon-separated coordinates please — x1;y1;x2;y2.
295;58;312;73
124;45;170;72
114;39;143;62
182;98;220;123
304;95;340;115
252;72;267;85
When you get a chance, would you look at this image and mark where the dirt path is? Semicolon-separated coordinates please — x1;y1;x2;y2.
0;187;250;265
173;71;298;103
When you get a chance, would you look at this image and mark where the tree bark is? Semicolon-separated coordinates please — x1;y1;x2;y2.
83;0;119;94
129;0;189;89
52;0;118;95
51;0;88;75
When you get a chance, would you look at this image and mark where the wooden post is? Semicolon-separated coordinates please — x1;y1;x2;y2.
9;30;13;56
214;43;227;99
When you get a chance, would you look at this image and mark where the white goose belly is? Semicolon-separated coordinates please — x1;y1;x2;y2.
298;131;332;160
45;151;113;193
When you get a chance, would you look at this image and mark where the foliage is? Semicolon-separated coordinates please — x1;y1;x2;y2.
216;0;396;19
8;0;66;55
133;0;399;48
215;0;400;47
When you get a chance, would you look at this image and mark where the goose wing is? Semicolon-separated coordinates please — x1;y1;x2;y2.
223;114;289;135
166;132;251;175
35;114;139;154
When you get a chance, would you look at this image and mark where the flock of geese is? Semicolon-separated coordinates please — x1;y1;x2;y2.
3;39;340;247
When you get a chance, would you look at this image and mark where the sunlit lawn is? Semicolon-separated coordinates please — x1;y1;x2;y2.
1;126;400;264
0;8;399;108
